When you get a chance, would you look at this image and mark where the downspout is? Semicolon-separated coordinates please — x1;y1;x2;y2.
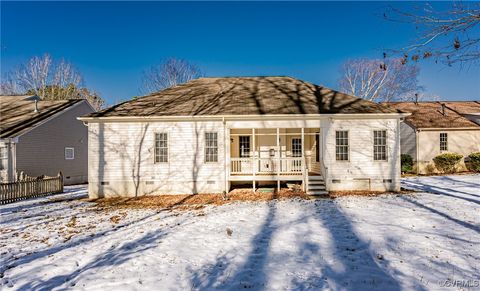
416;129;420;175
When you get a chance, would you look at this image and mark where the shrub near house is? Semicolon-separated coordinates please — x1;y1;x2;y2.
385;101;480;175
401;154;413;173
465;152;480;172
433;153;463;174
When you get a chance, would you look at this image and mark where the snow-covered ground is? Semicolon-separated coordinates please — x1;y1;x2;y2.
1;175;479;290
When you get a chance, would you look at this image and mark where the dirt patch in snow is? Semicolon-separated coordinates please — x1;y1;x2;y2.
329;189;415;198
93;188;309;210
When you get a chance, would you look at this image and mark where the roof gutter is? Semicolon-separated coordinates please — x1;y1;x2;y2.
416;127;480;131
78;112;410;123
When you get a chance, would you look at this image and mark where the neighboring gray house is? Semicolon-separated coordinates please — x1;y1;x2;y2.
0;95;94;185
79;77;409;198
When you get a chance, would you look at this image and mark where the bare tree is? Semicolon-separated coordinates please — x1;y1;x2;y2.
385;1;480;66
141;57;203;94
0;53;104;110
339;58;422;102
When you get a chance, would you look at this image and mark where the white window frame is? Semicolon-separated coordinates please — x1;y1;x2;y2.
239;136;251;158
373;130;388;161
440;132;448;151
335;130;349;161
205;132;218;163
154;132;169;163
0;146;7;170
65;147;75;160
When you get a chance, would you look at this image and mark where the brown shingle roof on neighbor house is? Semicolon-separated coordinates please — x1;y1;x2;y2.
385;101;480;129
442;101;480;115
87;77;401;118
0;96;82;138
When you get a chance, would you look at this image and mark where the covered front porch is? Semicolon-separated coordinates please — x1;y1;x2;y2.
227;128;325;193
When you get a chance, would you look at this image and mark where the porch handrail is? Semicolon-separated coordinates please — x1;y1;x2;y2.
230;157;303;175
320;157;328;188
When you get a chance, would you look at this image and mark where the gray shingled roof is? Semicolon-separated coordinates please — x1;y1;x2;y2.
0;96;82;138
87;77;401;118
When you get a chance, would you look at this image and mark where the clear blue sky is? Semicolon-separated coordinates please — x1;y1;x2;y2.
1;1;479;105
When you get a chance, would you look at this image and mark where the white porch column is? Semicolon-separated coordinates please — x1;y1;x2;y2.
276;128;280;192
301;127;305;191
252;128;256;193
224;125;230;193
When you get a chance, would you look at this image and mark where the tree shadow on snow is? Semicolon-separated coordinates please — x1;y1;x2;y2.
402;179;480;202
190;201;278;289
290;200;404;290
190;198;404;290
16;216;188;290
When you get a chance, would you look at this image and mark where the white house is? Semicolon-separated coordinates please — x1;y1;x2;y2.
78;77;408;198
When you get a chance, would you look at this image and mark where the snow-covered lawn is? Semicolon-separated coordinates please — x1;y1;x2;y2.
1;175;479;290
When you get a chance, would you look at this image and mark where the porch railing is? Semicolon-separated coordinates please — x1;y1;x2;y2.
231;157;303;175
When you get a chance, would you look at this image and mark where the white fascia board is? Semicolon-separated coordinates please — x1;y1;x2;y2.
78;112;411;123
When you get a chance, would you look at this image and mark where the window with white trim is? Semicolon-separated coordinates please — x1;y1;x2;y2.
440;132;448;151
205;132;218;162
373;130;387;161
291;138;302;157
335;131;349;161
154;133;168;163
0;147;7;170
239;136;250;157
65;147;75;160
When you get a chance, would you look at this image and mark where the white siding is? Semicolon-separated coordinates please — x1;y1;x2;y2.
323;118;400;191
0;140;16;183
88;121;226;197
87;116;403;197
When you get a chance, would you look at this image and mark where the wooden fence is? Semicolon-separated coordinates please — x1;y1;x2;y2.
0;173;64;205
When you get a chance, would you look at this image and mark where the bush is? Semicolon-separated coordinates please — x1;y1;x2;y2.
433;153;463;173
465;152;480;172
401;154;413;173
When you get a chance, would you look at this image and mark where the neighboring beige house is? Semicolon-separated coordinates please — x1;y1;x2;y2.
79;77;409;198
386;101;480;174
0;95;94;185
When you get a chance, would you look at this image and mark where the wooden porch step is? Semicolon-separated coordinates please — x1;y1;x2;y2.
308;184;326;190
307;190;329;196
308;175;324;181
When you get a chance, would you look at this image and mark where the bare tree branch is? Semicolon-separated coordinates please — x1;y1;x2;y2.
141;57;203;94
0;53;104;110
339;58;423;102
384;1;480;66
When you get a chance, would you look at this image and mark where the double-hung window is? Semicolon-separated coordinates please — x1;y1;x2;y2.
440;133;448;151
155;133;168;163
239;136;250;157
373;130;387;161
335;131;349;161
205;132;218;162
